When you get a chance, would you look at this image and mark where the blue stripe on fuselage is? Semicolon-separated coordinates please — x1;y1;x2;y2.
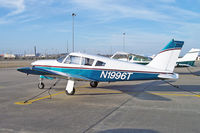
35;66;160;82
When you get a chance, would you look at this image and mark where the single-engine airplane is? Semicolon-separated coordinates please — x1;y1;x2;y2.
17;39;184;95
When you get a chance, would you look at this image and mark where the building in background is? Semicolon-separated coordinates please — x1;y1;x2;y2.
3;54;16;59
24;54;35;58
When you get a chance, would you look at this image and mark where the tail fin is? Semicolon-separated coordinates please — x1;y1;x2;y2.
147;39;184;72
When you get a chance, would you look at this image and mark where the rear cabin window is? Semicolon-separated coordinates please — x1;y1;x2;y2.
64;55;81;65
82;57;94;66
95;61;106;66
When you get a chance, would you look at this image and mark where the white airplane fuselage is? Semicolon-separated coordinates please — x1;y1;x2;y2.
31;52;177;82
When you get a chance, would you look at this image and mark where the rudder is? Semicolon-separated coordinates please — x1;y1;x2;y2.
147;39;184;72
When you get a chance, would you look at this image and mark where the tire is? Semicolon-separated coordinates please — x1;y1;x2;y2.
90;81;98;88
65;88;75;95
38;82;45;89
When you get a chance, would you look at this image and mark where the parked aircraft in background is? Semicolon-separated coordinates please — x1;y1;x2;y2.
112;48;199;67
111;52;152;65
17;39;184;95
176;48;200;67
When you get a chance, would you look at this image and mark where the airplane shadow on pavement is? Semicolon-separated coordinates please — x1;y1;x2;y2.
75;80;171;101
74;79;200;101
97;128;159;133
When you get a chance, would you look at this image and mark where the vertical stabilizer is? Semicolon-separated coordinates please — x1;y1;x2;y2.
147;39;184;72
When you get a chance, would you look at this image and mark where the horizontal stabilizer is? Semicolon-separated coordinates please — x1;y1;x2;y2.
158;73;179;79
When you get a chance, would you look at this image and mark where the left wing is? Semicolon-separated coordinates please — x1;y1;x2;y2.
17;67;91;81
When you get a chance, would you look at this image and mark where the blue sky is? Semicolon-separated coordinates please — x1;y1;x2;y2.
0;0;200;55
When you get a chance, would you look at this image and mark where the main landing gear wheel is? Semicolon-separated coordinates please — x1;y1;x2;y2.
90;81;98;88
38;82;45;89
65;88;75;95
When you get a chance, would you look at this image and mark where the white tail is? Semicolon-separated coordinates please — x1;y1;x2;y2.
147;39;184;72
176;48;200;66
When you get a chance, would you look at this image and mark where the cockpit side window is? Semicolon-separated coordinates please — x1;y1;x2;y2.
95;61;106;66
57;56;66;63
64;55;81;65
81;57;94;66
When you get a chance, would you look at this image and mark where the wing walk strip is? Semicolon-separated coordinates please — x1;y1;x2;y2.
15;89;200;105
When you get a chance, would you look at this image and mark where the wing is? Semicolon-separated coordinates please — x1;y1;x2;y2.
17;67;91;81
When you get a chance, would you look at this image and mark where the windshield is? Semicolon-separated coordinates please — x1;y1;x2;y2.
57;55;66;63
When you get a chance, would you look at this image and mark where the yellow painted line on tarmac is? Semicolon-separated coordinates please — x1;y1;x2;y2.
14;85;98;105
150;92;200;98
77;85;123;94
80;90;122;94
15;91;65;105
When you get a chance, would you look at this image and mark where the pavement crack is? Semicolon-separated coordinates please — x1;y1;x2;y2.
83;98;131;133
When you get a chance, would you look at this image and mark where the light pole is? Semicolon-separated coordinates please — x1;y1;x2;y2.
72;13;76;52
123;32;126;51
67;40;69;53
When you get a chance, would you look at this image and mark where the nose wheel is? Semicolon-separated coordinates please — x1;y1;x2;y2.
65;80;75;95
38;77;45;89
38;82;45;89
